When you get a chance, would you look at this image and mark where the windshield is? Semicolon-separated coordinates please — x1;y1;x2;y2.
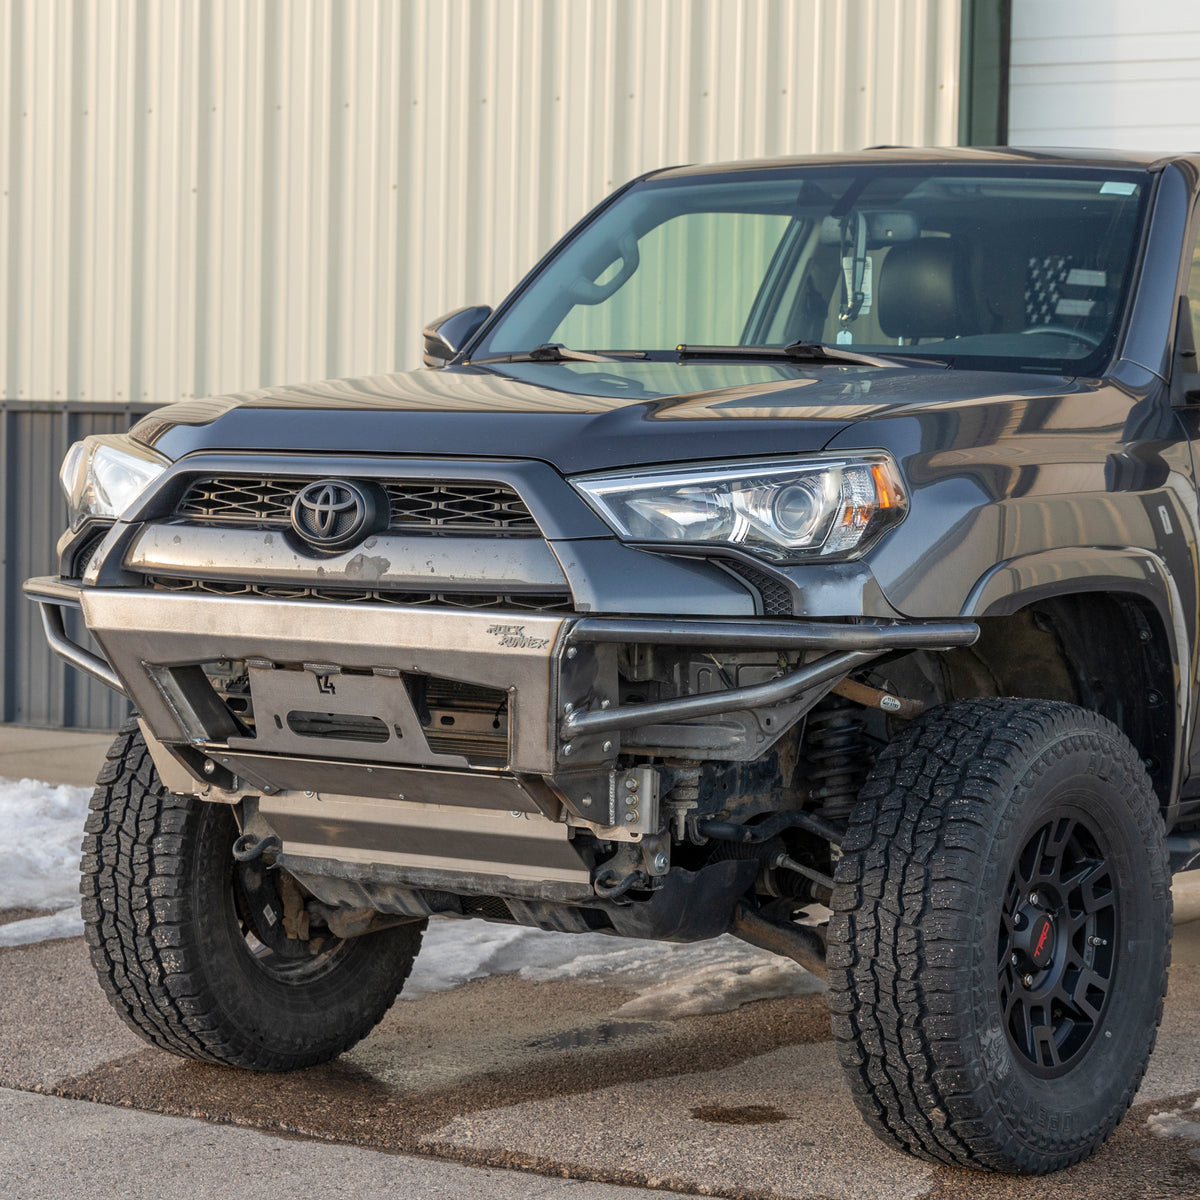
471;164;1151;374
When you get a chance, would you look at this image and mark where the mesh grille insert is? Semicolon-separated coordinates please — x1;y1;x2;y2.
176;476;540;533
722;561;793;617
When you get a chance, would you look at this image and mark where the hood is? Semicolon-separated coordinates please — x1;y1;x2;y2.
132;360;1081;474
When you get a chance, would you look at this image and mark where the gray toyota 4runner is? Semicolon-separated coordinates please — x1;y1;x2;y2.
27;148;1200;1174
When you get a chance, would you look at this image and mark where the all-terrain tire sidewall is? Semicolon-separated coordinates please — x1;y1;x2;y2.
82;719;425;1070
965;720;1168;1162
827;698;1172;1173
187;798;416;1065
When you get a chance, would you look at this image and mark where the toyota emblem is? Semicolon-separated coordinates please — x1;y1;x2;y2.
290;479;377;552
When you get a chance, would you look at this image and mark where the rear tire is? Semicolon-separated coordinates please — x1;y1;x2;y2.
826;698;1171;1173
81;719;424;1070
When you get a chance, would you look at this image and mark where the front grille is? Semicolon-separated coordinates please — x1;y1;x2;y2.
147;576;573;613
383;482;536;531
176;476;540;533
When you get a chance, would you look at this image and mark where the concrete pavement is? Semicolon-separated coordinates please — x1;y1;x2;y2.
2;916;1200;1199
0;724;112;789
0;1088;645;1200
3;722;1200;1198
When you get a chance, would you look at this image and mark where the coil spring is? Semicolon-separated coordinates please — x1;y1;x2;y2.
803;696;869;823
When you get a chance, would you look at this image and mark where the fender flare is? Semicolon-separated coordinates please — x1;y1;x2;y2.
961;546;1191;819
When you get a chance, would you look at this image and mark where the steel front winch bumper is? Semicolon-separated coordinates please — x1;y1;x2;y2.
25;576;978;901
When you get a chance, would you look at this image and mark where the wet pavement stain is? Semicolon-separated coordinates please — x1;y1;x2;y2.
525;1020;664;1052
0;907;54;927
19;928;1200;1200
690;1103;792;1125
50;974;834;1163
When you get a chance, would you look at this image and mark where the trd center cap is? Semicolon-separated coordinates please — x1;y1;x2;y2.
1028;913;1055;970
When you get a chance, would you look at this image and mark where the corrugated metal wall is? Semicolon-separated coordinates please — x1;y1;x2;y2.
1;402;153;728
1;0;961;729
3;0;961;403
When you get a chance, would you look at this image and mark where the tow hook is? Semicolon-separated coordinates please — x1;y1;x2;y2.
232;833;282;863
230;833;317;951
593;868;648;899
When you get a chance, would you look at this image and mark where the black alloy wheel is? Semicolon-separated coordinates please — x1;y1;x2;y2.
998;812;1118;1076
827;698;1171;1174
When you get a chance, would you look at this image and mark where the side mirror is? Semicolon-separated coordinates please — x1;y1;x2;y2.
422;305;492;368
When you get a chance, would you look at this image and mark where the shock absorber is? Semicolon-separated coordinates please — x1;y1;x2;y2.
803;695;869;824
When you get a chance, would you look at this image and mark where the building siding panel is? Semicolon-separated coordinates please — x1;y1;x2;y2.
1;0;960;729
3;0;961;405
1010;0;1200;151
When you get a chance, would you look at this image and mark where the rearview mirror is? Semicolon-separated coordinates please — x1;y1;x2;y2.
422;305;492;368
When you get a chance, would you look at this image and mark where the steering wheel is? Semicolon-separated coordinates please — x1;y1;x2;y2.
1020;324;1101;348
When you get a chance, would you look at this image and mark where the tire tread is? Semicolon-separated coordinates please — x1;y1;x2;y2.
81;718;421;1070
826;698;1171;1173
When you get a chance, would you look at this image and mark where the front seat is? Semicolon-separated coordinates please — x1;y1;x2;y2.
877;238;979;341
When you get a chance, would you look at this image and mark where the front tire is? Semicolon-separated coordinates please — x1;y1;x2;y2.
81;720;424;1070
826;698;1171;1173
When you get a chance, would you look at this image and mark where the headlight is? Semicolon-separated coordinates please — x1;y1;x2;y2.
571;454;906;562
59;436;170;530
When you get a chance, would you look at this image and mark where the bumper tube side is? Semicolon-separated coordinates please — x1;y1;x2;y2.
23;577;126;695
569;615;980;651
561;647;881;739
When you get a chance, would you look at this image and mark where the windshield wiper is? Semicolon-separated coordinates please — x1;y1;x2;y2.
674;342;949;368
470;343;648;365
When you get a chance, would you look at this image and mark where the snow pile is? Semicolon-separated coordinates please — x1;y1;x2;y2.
1147;1098;1200;1161
405;917;825;1018
0;772;825;1017
0;776;92;947
1147;1108;1200;1139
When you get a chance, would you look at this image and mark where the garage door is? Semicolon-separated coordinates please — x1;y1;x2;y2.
1009;0;1200;151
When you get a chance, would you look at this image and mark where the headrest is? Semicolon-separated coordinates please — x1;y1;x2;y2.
877;238;971;340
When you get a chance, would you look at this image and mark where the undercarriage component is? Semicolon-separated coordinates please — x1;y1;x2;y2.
730;901;827;979
593;869;648;899
257;789;594;897
697;808;845;848
285;854;761;943
803;695;871;824
554;765;661;840
305;902;417;939
232;833;281;862
830;676;925;718
663;762;702;841
772;852;835;892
